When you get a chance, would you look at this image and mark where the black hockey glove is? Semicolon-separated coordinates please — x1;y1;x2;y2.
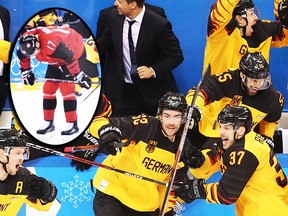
278;0;288;28
74;71;92;89
261;135;275;149
174;179;206;203
71;129;99;171
28;174;57;203
181;145;205;169
21;68;35;86
188;106;202;130
99;125;122;156
36;18;46;27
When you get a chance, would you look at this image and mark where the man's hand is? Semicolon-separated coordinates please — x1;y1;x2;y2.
74;71;92;89
71;130;99;171
28;174;57;203
99;125;122;155
181;145;205;168
174;179;206;203
21;68;35;86
188;106;202;130
137;66;154;79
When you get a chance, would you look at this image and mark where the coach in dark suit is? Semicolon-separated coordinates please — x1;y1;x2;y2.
0;6;11;116
97;0;183;116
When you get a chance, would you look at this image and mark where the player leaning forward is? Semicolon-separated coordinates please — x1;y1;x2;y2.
0;129;57;215
89;92;195;215
174;106;288;216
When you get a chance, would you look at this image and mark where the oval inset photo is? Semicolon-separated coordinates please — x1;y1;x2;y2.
10;8;101;145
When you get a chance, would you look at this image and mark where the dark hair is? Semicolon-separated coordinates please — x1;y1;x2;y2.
126;0;145;7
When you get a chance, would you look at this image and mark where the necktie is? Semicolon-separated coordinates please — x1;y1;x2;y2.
128;20;140;84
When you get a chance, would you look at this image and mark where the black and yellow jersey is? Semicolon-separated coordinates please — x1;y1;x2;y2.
204;0;288;75
0;167;52;215
190;131;288;216
186;69;284;139
90;114;190;212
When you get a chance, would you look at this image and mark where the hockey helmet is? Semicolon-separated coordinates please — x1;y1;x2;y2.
217;106;253;133
158;92;187;122
19;34;39;56
233;0;255;17
0;129;29;160
240;52;271;90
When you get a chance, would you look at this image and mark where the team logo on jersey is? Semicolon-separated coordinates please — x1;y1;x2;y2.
146;140;158;153
230;95;242;106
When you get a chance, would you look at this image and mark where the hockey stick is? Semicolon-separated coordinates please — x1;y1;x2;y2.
11;77;101;84
159;64;211;216
80;83;101;104
26;142;168;187
64;142;126;153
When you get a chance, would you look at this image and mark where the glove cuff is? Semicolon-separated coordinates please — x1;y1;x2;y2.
99;126;122;138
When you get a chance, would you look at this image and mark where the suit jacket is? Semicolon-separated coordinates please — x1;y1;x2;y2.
0;6;10;115
97;8;183;112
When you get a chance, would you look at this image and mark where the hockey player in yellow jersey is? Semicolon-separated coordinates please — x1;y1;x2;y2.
0;129;58;215
186;52;284;149
174;106;288;216
204;0;288;75
89;92;195;215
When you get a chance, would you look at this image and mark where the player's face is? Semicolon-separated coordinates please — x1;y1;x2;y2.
6;147;27;175
160;110;183;140
240;72;266;96
114;0;133;16
245;77;264;95
244;8;258;37
244;76;265;96
218;123;236;150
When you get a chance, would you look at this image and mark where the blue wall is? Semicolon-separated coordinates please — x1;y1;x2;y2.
2;0;287;111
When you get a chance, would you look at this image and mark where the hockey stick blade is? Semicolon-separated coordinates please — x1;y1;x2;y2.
26;142;168;187
159;64;211;216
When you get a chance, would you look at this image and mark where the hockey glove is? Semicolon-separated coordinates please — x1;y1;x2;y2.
21;68;35;86
278;0;288;28
36;18;46;27
74;71;92;89
181;145;205;169
174;179;206;203
188;106;202;130
28;174;57;203
71;129;99;171
261;135;275;149
99;125;122;156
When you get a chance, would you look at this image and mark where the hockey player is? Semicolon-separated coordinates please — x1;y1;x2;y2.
203;0;288;75
186;52;284;149
0;129;58;215
89;92;194;215
17;26;92;135
174;106;288;216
